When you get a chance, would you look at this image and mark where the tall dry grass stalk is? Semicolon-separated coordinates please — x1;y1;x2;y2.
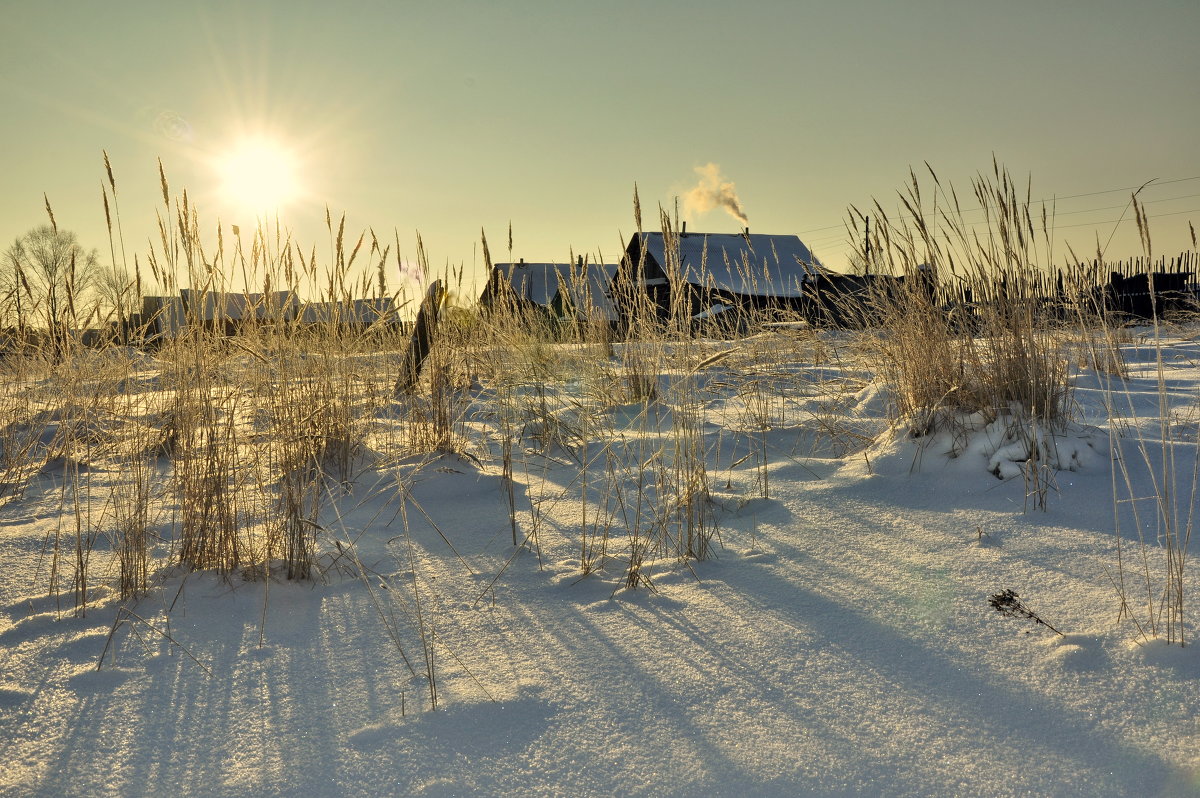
855;164;1193;641
20;155;1187;667
109;368;157;600
172;377;244;572
851;162;1073;434
7;158;444;613
1104;196;1197;646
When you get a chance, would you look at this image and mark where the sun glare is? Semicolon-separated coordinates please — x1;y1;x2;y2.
216;137;300;213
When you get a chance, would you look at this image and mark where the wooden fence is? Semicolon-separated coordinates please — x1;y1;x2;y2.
805;252;1197;326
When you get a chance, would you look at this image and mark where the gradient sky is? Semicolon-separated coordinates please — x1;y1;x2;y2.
3;0;1198;298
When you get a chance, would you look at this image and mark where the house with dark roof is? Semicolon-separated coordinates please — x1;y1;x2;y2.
138;295;188;340
615;229;827;328
294;296;404;328
178;289;297;335
479;259;619;326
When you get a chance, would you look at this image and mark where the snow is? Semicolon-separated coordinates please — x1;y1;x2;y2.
1;326;1198;797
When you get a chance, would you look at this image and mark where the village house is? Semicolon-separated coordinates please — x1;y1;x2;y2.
479;259;619;328
615;228;827;328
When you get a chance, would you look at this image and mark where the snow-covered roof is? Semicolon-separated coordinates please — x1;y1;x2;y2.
488;263;563;306
632;232;826;298
557;263;618;321
147;292;400;330
487;262;619;321
178;290;296;321
141;295;187;336
295;298;401;326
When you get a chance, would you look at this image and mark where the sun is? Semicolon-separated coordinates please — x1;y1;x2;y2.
215;136;300;213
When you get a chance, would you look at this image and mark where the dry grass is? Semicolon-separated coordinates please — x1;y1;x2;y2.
3;156;1192;656
850;163;1074;431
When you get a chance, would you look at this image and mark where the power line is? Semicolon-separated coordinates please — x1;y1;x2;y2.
805;206;1199;251
1033;174;1200;204
1047;192;1200;219
797;174;1200;238
1052;206;1200;231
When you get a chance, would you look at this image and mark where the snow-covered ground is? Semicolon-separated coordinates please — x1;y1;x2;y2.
1;326;1198;797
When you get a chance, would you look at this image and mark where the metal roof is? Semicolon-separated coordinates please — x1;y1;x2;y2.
486;262;619;321
631;232;826;298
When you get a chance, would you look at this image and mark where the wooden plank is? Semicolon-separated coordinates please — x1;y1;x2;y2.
394;280;445;397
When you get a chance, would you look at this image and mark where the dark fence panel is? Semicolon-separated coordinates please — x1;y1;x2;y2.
803;253;1197;327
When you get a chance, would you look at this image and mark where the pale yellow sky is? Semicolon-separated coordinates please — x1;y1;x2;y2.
2;0;1198;297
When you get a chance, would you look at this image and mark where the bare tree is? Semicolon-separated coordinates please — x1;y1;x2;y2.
92;262;130;308
2;225;100;351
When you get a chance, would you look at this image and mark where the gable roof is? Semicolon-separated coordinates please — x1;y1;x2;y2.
556;263;619;321
628;232;826;298
486;262;563;306
295;297;402;326
178;290;296;321
483;261;619;321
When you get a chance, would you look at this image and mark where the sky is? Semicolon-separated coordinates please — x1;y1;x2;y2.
2;0;1198;299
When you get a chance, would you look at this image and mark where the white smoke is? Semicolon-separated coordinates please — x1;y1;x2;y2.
683;162;749;228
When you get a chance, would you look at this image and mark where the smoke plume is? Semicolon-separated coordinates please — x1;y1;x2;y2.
683;162;749;228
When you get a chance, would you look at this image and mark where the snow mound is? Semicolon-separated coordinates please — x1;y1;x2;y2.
1129;638;1200;677
865;407;1109;480
981;416;1108;480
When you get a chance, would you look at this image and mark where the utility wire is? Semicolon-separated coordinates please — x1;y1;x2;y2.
804;206;1200;250
1054;206;1200;231
1051;192;1200;218
797;174;1200;237
805;196;1200;244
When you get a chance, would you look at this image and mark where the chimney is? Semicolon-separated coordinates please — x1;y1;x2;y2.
743;227;750;238
682;221;687;236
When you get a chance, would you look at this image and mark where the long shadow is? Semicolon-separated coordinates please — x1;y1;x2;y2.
790;448;1193;550
671;556;1185;797
24;575;365;797
479;588;764;796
